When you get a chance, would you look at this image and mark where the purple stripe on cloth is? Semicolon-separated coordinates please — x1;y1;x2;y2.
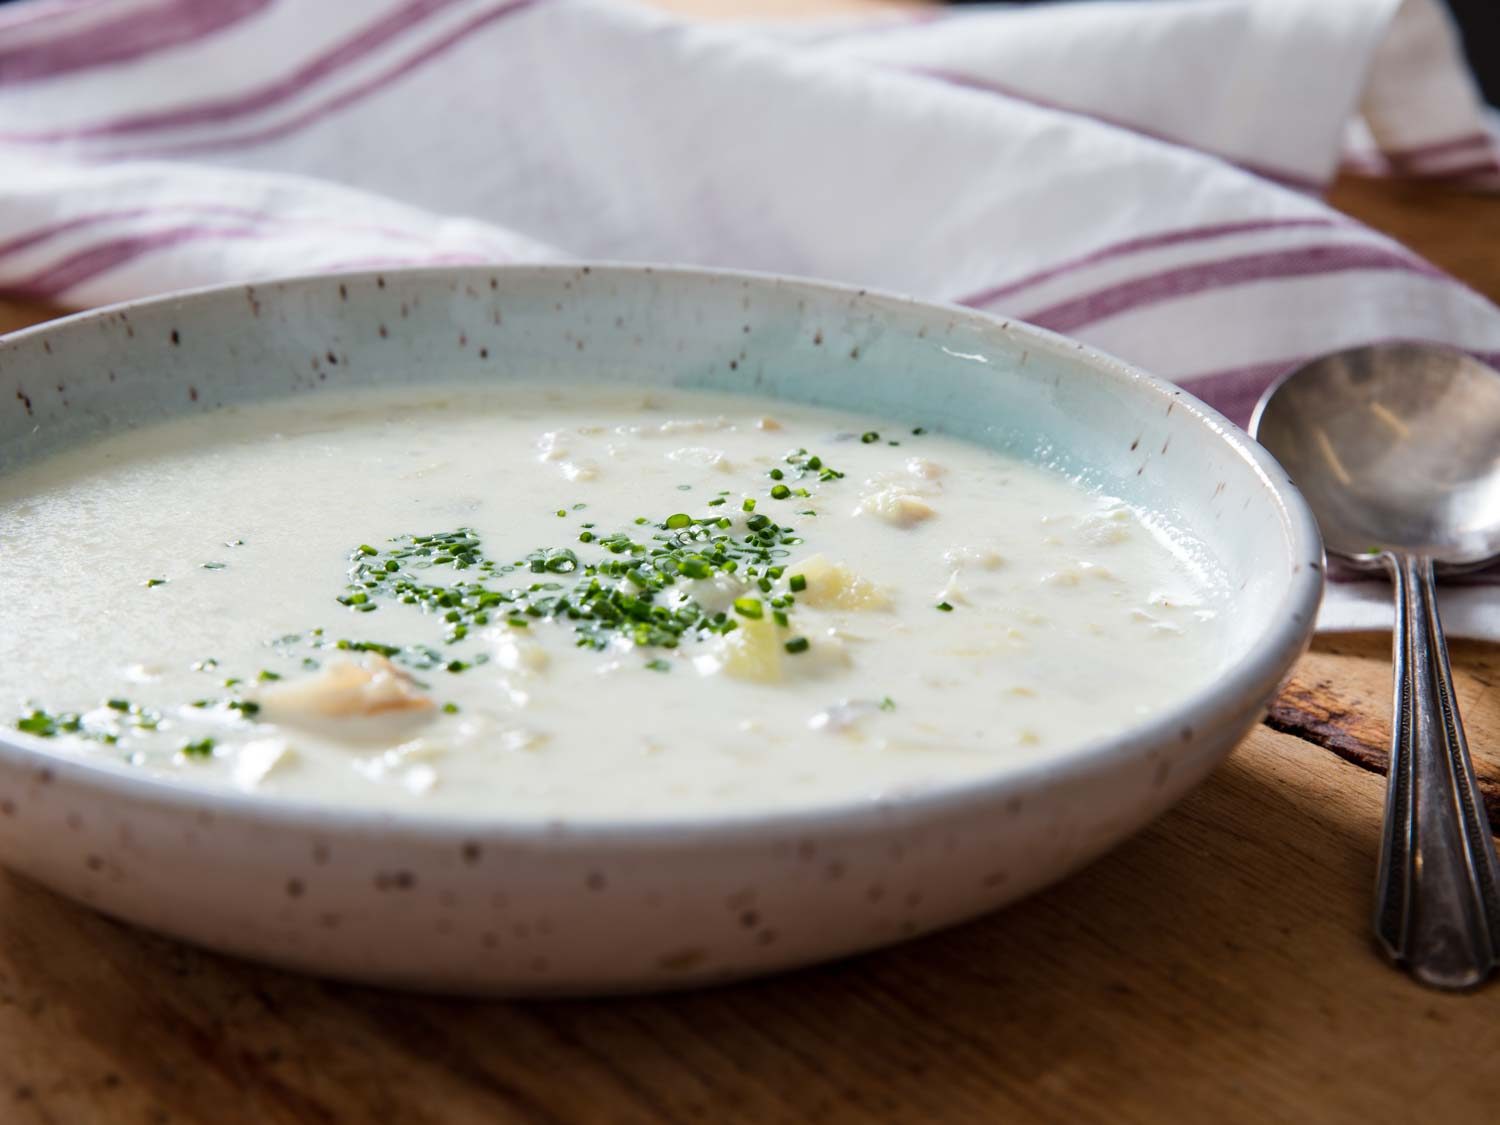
1176;357;1295;429
0;211;155;260
0;0;468;141
954;217;1342;309
127;0;543;159
3;225;262;299
0;0;272;86
1008;243;1443;336
902;66;1327;192
0;205;443;264
0;0;110;33
2;223;514;300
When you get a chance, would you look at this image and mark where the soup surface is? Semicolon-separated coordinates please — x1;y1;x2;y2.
0;384;1233;818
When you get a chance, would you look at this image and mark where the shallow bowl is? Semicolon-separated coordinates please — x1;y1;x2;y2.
0;265;1322;994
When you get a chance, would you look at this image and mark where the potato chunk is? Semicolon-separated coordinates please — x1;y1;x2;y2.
787;554;892;611
855;485;936;527
259;656;433;721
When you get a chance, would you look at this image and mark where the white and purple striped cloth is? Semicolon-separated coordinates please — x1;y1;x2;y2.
2;0;1499;634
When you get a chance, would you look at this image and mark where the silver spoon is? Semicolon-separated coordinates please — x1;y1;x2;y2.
1252;342;1500;989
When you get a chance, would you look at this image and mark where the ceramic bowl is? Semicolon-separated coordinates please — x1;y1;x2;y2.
0;265;1322;994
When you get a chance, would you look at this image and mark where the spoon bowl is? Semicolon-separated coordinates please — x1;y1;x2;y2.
1253;342;1500;991
1251;343;1500;566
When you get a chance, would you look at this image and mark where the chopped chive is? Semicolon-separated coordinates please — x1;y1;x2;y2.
733;598;764;619
742;498;756;513
784;637;810;654
144;578;167;588
936;601;954;612
861;431;879;443
770;484;791;500
789;573;807;593
442;702;460;714
664;513;692;529
880;696;896;711
645;658;671;672
180;737;216;759
257;669;282;681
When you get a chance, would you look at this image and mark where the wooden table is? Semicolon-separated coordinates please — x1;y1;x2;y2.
3;6;1500;1122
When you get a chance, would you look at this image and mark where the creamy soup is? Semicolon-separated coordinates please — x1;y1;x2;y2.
0;384;1232;818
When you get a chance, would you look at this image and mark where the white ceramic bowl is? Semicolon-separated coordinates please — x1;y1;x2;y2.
0;266;1322;994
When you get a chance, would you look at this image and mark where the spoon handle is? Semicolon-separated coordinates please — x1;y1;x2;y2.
1374;553;1500;989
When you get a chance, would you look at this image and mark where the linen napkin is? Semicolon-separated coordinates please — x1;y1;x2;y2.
2;0;1498;634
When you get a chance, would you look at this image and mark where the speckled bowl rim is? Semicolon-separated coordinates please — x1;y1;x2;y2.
0;263;1324;844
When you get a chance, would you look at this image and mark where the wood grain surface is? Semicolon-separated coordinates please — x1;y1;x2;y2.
2;0;1500;1119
